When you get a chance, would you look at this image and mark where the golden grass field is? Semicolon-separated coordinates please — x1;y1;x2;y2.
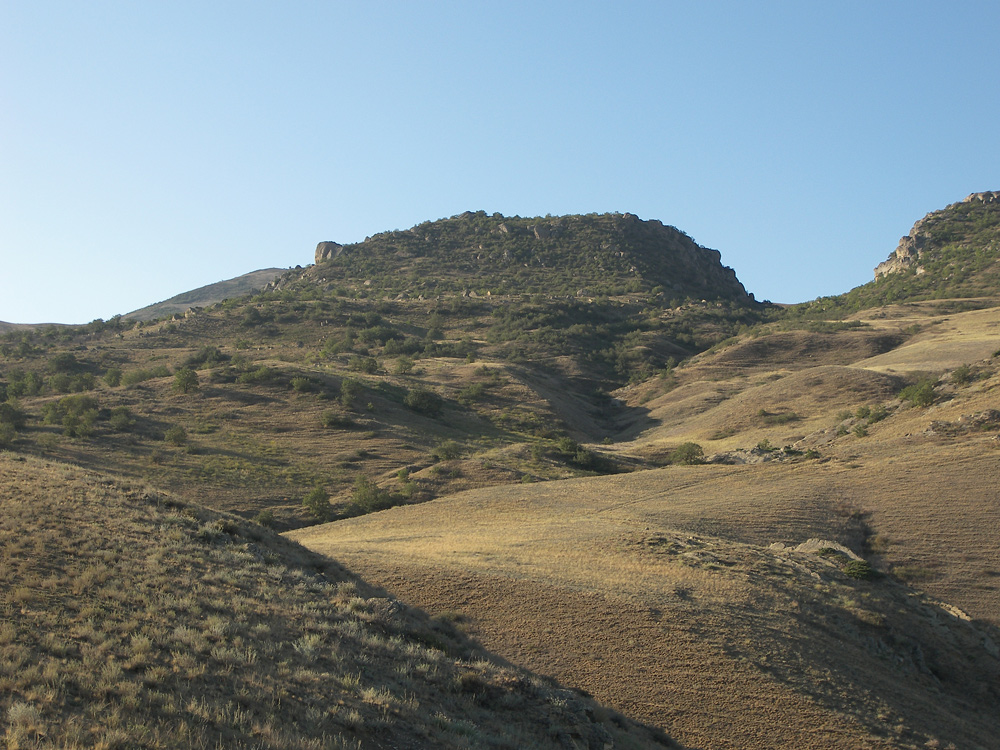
291;301;1000;749
0;453;672;749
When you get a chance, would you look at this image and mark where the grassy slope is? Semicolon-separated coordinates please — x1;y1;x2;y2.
0;454;671;750
291;302;1000;749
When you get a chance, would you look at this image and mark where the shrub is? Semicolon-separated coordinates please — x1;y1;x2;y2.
290;376;314;393
184;346;228;369
302;486;332;522
349;476;392;514
349;356;380;374
669;442;704;465
104;367;122;387
42;395;98;437
0;402;26;430
899;378;936;407
844;559;875;580
339;378;362;408
404;387;443;416
951;363;972;385
108;406;135;432
321;410;356;429
755;439;775;452
164;426;188;446
0;422;15;449
253;509;275;527
173;368;199;394
431;440;463;461
394;356;415;375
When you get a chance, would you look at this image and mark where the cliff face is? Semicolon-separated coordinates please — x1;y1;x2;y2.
875;192;1000;279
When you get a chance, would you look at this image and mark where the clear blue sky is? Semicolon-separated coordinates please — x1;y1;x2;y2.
2;1;998;323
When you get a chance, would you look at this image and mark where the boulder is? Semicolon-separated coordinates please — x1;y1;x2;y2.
315;241;343;263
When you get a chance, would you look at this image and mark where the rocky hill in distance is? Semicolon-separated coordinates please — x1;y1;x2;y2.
308;210;753;304
124;267;288;322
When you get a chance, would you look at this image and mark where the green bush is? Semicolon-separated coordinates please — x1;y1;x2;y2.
348;356;380;374
898;378;936;407
303;486;332;522
404;387;443;416
42;395;99;437
164;426;188;446
104;367;122;387
348;476;392;514
669;442;704;465
950;363;972;385
108;406;135;432
431;440;463;461
173;368;199;394
339;378;362;408
290;376;314;393
0;402;27;430
394;356;415;375
0;422;16;449
184;346;228;369
321;410;356;429
844;559;875;580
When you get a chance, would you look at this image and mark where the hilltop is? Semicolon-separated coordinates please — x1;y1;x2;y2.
308;211;753;303
791;191;1000;316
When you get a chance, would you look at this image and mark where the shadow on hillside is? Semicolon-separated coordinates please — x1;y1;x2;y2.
278;533;686;749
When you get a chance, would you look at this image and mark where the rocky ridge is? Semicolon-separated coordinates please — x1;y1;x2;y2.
874;191;1000;279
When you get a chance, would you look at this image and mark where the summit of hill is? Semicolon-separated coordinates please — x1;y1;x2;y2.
307;210;753;304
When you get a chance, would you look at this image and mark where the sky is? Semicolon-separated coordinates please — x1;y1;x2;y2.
2;1;998;324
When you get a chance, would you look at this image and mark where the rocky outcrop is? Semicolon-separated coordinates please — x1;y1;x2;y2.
874;192;1000;279
315;242;343;264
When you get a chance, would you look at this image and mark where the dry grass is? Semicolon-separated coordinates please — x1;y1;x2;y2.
0;454;670;749
291;304;1000;748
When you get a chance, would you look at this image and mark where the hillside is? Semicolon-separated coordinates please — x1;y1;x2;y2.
309;211;753;303
0;213;767;529
124;268;287;321
3;199;1000;748
292;302;1000;749
790;191;1000;316
0;453;671;749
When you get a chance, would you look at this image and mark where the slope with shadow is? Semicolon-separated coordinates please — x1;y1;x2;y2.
291;299;1000;749
0;453;673;750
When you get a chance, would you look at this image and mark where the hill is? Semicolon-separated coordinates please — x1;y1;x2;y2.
4;199;1000;748
123;268;287;321
310;211;753;303
0;453;671;749
292;302;1000;748
789;191;1000;316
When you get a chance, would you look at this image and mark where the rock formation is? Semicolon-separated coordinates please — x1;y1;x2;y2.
315;241;343;264
874;192;1000;279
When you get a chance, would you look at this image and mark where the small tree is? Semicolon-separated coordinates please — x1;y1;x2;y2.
669;442;704;465
350;475;391;514
303;486;332;522
173;368;199;394
899;378;936;407
164;425;187;446
404;387;443;416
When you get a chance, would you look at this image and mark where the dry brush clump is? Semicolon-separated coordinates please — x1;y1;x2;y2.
0;454;669;750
